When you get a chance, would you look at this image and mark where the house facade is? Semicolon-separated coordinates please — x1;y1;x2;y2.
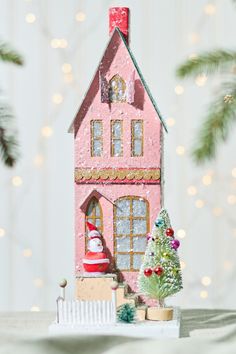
70;8;166;292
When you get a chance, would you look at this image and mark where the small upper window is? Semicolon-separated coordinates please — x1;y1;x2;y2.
111;120;123;157
91;120;103;157
109;75;126;103
131;120;143;157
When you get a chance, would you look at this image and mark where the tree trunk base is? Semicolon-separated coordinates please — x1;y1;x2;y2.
146;307;173;321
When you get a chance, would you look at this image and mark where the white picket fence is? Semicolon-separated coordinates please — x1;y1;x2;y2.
57;299;116;325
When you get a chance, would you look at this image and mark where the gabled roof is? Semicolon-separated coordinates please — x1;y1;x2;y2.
69;27;167;133
116;28;167;132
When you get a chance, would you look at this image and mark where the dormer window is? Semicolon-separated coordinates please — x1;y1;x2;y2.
100;71;135;104
109;75;126;103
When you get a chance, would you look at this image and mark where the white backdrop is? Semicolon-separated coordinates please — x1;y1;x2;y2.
0;0;236;311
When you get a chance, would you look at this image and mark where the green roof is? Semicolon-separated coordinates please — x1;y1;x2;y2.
116;27;168;132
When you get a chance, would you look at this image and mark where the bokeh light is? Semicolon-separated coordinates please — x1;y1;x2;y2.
175;85;184;95
201;276;212;286
177;229;186;239
75;11;86;22
41;126;53;138
187;185;197;196
200;290;208;299
30;306;40;312
12;176;23;187
25;13;36;23
0;228;6;238
23;249;32;258
52;93;63;104
166;117;176;127
195;199;205;208
176;145;185;155
204;3;216;15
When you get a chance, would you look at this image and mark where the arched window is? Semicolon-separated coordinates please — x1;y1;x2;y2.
114;196;149;271
109;75;126;103
85;197;103;236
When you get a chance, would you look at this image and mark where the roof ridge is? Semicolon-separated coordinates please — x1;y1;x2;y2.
115;27;168;133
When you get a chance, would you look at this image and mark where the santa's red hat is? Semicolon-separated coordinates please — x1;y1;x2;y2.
86;221;101;239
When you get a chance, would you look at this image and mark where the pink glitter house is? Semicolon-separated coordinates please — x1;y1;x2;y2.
69;8;167;293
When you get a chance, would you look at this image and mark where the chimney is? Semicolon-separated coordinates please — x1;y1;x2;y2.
109;7;130;44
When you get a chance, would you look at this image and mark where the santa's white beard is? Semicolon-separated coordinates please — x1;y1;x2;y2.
88;239;103;253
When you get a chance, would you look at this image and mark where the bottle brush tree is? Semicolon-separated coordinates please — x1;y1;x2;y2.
117;303;136;323
138;209;182;307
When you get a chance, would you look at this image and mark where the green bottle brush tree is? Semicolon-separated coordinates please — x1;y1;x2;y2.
138;209;182;308
117;303;136;324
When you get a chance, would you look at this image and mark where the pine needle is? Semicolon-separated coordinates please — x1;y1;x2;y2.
177;50;236;78
0;103;19;167
192;81;236;163
0;41;23;66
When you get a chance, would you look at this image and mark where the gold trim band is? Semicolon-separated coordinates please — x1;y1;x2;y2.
75;168;161;183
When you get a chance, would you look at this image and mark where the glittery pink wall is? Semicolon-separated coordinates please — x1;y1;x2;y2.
73;29;162;292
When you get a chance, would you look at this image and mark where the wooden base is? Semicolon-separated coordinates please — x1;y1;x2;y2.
146;307;173;321
49;307;180;338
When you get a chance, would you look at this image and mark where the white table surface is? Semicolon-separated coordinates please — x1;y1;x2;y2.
1;310;236;354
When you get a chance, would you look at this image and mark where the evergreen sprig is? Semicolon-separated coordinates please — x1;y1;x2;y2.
193;82;236;163
0;41;23;167
0;103;19;167
0;41;23;65
177;48;236;163
117;303;136;323
177;50;236;78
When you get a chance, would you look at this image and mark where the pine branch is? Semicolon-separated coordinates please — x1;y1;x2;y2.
192;81;236;163
0;103;19;167
177;50;236;78
0;41;23;65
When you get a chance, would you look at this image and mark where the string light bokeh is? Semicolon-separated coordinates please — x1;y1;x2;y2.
0;0;236;310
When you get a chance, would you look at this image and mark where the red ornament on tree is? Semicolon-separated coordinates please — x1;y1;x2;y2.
154;266;164;276
144;268;153;277
165;228;174;237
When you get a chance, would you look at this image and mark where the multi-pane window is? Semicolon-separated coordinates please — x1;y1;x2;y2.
114;196;149;271
109;75;126;103
131;120;143;157
111;120;123;157
85;197;103;239
90;120;103;157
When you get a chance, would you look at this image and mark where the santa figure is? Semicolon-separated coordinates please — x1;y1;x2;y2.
83;222;110;274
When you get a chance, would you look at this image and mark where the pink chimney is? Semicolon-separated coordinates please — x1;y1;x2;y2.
109;7;130;44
